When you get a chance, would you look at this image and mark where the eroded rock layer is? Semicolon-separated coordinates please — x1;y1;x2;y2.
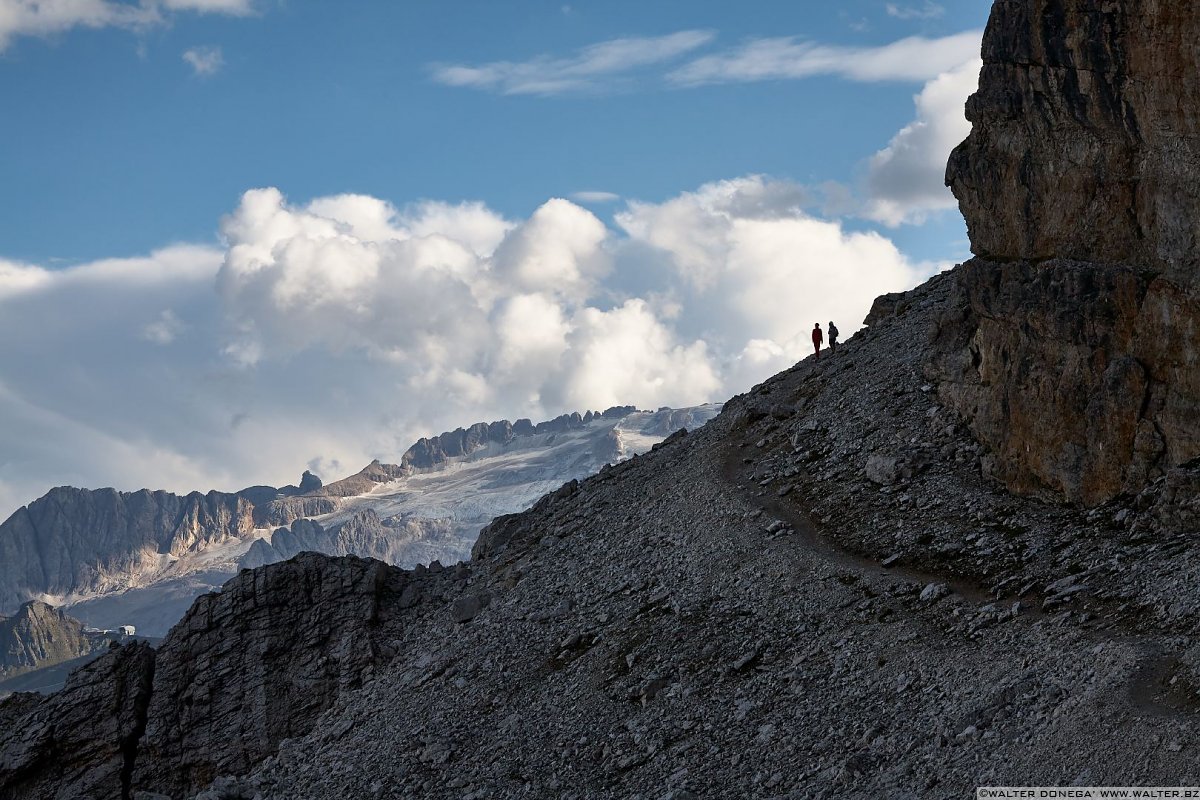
937;0;1200;504
949;1;1200;276
131;553;417;798
929;258;1200;504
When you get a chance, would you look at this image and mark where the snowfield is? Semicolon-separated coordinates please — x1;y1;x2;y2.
65;405;721;634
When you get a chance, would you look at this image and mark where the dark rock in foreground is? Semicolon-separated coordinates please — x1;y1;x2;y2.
0;641;155;800
939;0;1200;505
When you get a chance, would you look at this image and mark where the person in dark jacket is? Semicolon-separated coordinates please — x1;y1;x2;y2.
811;323;823;360
828;321;839;355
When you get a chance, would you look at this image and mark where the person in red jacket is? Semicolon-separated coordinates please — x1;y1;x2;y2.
811;322;823;360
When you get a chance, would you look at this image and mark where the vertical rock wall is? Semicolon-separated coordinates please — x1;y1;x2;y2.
933;0;1200;505
948;0;1200;280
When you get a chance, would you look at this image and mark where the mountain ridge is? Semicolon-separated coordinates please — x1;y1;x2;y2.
0;405;720;636
5;0;1200;796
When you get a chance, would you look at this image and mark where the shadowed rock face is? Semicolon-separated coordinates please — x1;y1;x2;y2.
933;0;1200;505
948;1;1200;279
131;553;416;798
0;601;105;679
0;487;254;613
0;641;156;800
0;554;432;800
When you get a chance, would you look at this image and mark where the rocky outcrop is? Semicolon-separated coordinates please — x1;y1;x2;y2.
0;601;106;679
0;553;438;799
948;2;1200;279
130;553;417;798
0;641;155;800
251;494;340;527
929;259;1200;504
235;471;322;508
933;0;1200;505
0;488;254;613
310;460;408;499
240;511;455;570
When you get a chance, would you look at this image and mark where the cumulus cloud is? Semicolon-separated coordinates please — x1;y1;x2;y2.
429;30;715;95
0;0;254;52
182;44;222;75
0;258;51;299
0;178;939;520
667;30;981;86
863;58;980;226
614;176;934;376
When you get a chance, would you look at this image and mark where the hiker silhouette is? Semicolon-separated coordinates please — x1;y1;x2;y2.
811;323;823;360
828;321;839;355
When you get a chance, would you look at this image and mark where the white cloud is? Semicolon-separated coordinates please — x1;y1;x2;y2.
886;2;945;20
141;309;184;344
571;191;620;204
668;30;981;86
0;0;254;53
0;258;51;299
0;178;938;521
490;197;610;302
182;44;222;75
162;0;252;13
614;176;932;374
863;58;980;226
430;30;715;95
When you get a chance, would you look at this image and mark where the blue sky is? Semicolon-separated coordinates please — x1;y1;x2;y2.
0;0;991;515
2;0;988;264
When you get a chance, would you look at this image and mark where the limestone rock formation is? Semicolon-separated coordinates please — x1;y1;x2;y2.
129;553;417;798
0;601;106;679
0;641;155;800
239;511;455;570
948;1;1200;277
0;554;439;799
401;407;636;470
0;487;254;613
934;0;1200;504
251;494;340;527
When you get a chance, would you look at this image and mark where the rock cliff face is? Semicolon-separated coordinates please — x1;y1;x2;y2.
131;553;416;797
239;511;454;570
0;553;429;799
0;601;106;679
0;488;254;612
934;0;1200;505
948;1;1200;277
0;641;155;800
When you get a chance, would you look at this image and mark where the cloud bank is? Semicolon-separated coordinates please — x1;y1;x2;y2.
864;58;980;226
0;178;943;518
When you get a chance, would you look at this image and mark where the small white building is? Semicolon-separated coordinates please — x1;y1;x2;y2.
118;625;136;637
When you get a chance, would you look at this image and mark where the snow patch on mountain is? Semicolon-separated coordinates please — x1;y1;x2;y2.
63;404;720;634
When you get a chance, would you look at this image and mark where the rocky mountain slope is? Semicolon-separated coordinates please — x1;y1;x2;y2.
6;277;1200;797
4;0;1200;797
0;488;255;613
1;601;109;680
0;406;719;637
